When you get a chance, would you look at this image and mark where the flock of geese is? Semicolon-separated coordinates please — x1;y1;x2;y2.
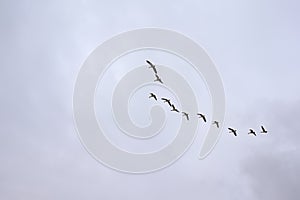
146;60;268;137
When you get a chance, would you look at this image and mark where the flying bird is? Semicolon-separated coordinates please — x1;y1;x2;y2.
146;60;157;74
228;128;238;136
248;129;257;136
154;74;163;84
161;98;172;106
182;112;189;120
260;126;268;134
197;113;207;122
212;121;219;128
149;93;157;101
170;104;179;113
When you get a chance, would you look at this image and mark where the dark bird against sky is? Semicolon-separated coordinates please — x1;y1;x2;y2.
228;128;237;136
260;126;268;134
197;113;206;122
149;93;157;101
146;60;157;74
248;129;257;136
212;121;219;128
182;112;189;121
161;98;172;106
170;104;179;113
154;74;163;84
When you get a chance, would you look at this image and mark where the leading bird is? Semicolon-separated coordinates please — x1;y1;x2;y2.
146;60;157;74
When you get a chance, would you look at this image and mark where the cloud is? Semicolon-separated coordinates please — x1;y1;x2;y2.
1;0;300;199
240;100;300;200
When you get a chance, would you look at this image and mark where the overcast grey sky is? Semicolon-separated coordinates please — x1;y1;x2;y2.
1;0;300;199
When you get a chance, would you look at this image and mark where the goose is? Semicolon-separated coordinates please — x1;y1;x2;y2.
212;121;219;128
161;98;172;106
154;74;163;84
197;113;207;122
182;112;189;120
228;128;238;136
149;93;157;101
248;129;257;136
146;60;157;74
170;104;179;113
260;126;268;134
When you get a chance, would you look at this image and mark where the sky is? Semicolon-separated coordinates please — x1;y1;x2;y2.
0;0;300;199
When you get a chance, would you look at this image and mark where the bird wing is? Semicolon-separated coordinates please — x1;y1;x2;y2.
153;67;157;74
162;98;170;103
182;113;188;120
155;75;163;82
199;114;206;121
146;60;154;67
261;126;266;132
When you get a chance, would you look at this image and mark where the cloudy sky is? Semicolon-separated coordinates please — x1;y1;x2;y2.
1;0;299;199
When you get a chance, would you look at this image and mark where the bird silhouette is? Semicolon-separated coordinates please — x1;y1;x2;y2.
146;60;157;74
260;126;268;134
248;129;257;136
170;104;179;113
197;113;207;122
182;112;189;120
161;98;172;106
212;121;219;128
149;93;157;101
228;128;237;136
154;74;163;84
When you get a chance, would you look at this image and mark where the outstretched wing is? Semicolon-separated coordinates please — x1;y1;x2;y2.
233;131;237;136
152;67;157;74
146;60;154;67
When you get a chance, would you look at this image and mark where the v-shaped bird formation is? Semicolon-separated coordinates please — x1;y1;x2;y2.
145;60;269;137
